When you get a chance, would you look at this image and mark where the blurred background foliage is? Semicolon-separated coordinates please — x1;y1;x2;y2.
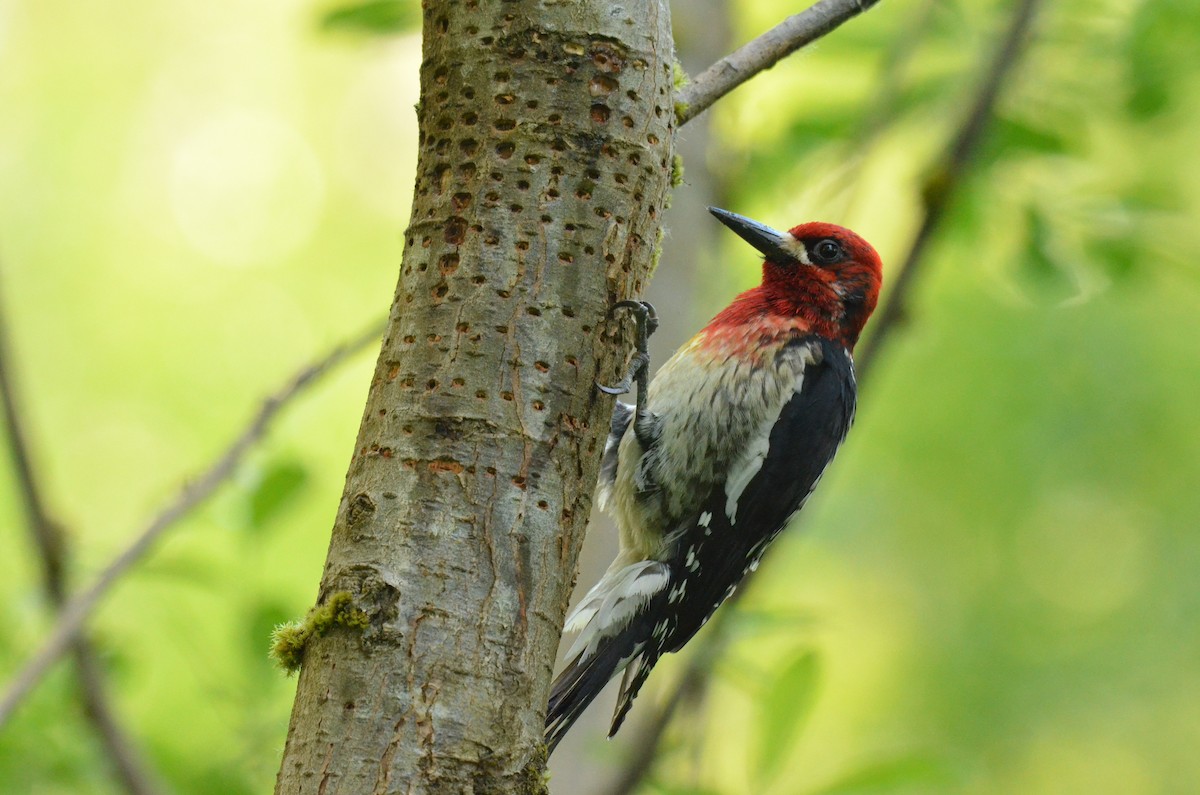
0;0;1197;793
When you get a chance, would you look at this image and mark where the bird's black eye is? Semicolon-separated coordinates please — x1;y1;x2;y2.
811;238;844;265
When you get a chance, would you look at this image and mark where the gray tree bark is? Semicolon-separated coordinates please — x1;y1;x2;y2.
274;1;675;793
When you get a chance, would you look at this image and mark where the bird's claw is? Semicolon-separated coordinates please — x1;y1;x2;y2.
596;378;631;396
608;300;659;336
596;302;658;397
595;352;648;395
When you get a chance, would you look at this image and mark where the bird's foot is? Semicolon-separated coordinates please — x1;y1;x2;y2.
596;301;658;396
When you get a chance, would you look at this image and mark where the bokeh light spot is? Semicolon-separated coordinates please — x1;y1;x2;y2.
170;112;324;267
1013;730;1155;795
1015;491;1149;618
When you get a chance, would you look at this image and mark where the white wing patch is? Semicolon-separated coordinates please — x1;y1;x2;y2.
724;347;816;524
596;402;634;512
596;480;613;512
564;561;670;661
723;425;775;524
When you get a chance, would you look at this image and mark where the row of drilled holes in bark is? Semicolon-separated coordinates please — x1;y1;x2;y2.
405;232;646;272
384;354;578;390
382;343;581;401
400;268;642;302
421;131;670;174
358;448;554;510
427;81;667;126
424;161;644;202
424;14;670;105
429;107;669;136
405;188;650;280
429;17;649;84
424;17;661;95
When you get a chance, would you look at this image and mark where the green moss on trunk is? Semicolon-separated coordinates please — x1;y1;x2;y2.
270;591;369;673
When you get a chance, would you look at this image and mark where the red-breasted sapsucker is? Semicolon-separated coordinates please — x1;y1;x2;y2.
545;207;883;751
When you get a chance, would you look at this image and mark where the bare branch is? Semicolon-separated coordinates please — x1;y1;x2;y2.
607;0;1042;787
71;654;164;795
0;320;385;731
0;269;164;795
0;276;65;598
677;0;881;126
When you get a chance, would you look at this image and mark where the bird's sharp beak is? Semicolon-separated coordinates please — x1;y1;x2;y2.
708;207;796;264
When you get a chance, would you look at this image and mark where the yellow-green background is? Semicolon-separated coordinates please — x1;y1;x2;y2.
1;0;1197;793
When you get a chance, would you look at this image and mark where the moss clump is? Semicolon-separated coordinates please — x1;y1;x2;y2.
672;60;689;90
516;745;550;795
648;227;665;277
470;745;549;795
672;61;691;123
670;153;685;188
270;591;369;674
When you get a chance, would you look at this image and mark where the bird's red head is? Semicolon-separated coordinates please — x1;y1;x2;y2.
709;208;883;350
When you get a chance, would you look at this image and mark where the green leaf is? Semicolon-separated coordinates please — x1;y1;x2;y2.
1022;205;1060;282
756;649;822;785
989;115;1072;156
320;1;419;35
1082;198;1166;282
1015;205;1080;303
809;756;954;794
249;461;308;528
1124;0;1196;119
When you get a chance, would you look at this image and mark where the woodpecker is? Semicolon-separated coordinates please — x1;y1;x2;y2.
545;207;883;751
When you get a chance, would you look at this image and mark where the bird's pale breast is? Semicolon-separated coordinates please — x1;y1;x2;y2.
605;318;819;560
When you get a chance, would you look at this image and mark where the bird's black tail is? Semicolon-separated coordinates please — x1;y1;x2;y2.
544;645;624;753
546;559;675;752
544;605;665;753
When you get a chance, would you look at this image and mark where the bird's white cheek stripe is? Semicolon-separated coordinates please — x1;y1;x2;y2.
778;232;812;265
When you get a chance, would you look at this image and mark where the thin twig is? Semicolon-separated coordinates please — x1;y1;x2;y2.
0;278;65;599
0;271;163;795
0;320;385;731
72;654;163;795
605;0;1042;789
676;0;881;126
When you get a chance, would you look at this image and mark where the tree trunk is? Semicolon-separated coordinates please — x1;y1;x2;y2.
274;1;675;792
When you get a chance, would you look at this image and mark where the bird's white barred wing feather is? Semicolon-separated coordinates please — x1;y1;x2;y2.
564;560;669;661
